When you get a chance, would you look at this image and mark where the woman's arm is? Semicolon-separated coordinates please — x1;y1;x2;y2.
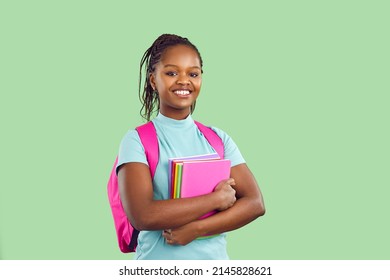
117;162;237;231
163;163;265;245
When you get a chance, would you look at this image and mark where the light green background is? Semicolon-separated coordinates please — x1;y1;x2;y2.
1;0;389;260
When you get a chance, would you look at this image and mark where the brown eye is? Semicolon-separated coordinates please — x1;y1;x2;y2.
166;71;177;76
189;72;199;78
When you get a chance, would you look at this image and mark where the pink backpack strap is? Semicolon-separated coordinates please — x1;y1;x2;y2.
136;121;159;178
195;121;224;159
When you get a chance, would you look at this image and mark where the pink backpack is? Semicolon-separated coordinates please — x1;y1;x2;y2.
107;120;224;253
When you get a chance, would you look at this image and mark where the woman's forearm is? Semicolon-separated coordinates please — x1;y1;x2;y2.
133;193;222;230
195;195;265;236
193;163;266;236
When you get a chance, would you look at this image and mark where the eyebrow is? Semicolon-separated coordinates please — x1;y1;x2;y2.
163;64;202;70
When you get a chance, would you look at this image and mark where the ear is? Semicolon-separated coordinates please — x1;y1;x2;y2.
149;73;156;91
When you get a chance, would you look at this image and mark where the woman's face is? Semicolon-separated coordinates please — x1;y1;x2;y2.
150;44;202;120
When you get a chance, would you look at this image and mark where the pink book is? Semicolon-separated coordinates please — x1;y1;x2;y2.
169;153;220;198
180;159;231;219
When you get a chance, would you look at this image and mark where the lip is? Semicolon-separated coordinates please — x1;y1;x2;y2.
172;87;192;92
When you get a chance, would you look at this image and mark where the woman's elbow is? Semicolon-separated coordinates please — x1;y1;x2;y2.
130;218;146;232
121;206;153;231
258;204;266;217
254;199;266;218
130;213;160;231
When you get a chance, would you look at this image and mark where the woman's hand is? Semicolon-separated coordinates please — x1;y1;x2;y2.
162;222;200;246
214;178;236;211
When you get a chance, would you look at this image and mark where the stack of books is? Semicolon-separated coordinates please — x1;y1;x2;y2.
168;153;231;219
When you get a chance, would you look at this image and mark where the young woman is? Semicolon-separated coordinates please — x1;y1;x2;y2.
117;34;265;259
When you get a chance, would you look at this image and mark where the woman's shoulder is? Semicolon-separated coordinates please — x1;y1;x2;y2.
205;124;232;143
117;127;148;169
205;124;245;166
121;128;142;142
118;127;147;154
197;122;237;148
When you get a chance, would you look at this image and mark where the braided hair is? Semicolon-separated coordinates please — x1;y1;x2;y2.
139;34;203;121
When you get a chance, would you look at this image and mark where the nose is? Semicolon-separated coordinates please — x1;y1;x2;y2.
176;73;190;85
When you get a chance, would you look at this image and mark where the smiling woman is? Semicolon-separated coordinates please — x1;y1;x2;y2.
111;34;265;260
150;45;202;120
138;34;205;121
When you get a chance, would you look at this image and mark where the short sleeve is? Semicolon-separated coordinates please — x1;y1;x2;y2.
210;127;246;167
116;129;148;174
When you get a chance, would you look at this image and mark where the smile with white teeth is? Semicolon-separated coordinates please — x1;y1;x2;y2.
174;90;191;96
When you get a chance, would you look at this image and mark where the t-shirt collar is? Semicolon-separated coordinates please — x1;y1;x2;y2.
154;112;194;128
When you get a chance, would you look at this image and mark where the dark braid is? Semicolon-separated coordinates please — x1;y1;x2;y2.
139;34;203;121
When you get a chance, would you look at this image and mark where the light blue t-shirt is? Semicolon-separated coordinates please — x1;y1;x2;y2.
117;113;245;260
